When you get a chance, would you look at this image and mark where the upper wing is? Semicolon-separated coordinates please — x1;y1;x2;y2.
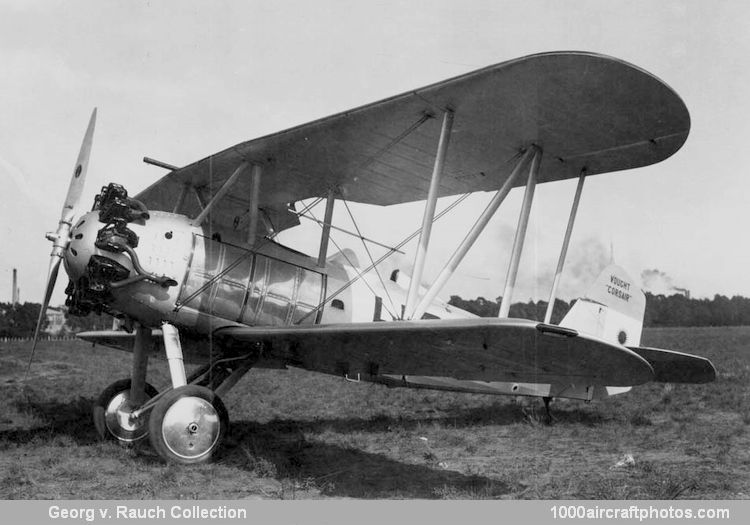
214;317;655;387
136;51;689;234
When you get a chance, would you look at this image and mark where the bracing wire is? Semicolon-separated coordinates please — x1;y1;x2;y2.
295;192;471;324
306;206;399;320
340;197;400;318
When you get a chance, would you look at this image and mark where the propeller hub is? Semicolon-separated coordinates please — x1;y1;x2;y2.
65;211;131;282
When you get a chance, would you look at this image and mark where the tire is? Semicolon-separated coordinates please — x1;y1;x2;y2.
147;385;229;464
93;378;159;443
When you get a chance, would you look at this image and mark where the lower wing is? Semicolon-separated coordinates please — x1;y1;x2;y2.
215;318;654;386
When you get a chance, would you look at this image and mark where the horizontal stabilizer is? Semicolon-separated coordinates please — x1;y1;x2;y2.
627;346;716;383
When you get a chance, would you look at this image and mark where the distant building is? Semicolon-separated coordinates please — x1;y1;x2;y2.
45;306;68;335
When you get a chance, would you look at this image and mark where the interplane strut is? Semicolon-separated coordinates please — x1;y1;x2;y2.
544;169;587;324
410;149;534;321
498;146;542;318
404;109;455;319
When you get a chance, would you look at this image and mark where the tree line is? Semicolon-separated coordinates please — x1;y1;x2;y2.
4;293;750;338
0;302;45;338
0;302;112;339
448;293;750;328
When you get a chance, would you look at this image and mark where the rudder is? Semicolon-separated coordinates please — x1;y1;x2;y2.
560;263;646;347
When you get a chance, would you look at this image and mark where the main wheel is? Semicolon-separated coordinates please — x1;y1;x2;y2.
148;385;228;464
93;378;159;443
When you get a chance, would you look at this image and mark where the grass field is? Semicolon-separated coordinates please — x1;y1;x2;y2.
1;326;749;500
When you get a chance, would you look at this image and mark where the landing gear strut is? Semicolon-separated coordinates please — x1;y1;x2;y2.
91;322;253;464
542;396;554;425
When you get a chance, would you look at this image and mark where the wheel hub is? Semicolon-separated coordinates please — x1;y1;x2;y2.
161;396;221;460
105;390;147;442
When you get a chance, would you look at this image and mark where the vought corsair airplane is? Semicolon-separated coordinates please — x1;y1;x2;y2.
30;52;715;464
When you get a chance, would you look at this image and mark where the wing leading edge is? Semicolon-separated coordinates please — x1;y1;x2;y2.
214;317;655;387
136;51;690;238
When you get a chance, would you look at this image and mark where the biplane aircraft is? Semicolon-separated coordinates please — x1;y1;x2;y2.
30;51;715;464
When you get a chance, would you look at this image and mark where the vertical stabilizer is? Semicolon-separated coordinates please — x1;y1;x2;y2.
560;263;646;397
560;263;646;347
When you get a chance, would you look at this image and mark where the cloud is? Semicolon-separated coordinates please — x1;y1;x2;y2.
0;154;47;212
556;236;611;298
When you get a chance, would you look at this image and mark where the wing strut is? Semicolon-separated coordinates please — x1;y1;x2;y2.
193;161;250;226
498;146;542;318
173;184;190;214
192;186;208;211
246;164;262;246
544;169;587;324
410;148;534;321
404;109;455;319
316;189;336;267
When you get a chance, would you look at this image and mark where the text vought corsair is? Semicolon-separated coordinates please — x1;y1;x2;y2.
30;52;715;464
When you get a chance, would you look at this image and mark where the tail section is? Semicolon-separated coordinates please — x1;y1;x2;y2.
560;263;646;347
559;263;646;397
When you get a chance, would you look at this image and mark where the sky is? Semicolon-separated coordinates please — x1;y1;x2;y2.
1;0;749;308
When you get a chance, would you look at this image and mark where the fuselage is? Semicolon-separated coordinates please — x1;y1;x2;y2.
64;209;473;341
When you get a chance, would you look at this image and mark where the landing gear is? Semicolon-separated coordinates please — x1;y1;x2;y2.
148;385;229;465
93;378;159;443
542;396;554;425
90;322;254;464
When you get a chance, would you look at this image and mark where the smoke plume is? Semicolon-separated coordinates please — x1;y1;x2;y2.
641;268;689;297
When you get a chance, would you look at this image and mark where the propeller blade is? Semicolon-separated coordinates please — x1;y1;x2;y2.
61;107;97;224
27;108;97;379
25;256;61;379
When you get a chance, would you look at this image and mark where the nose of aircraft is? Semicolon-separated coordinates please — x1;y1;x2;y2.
64;209;137;284
64;211;102;281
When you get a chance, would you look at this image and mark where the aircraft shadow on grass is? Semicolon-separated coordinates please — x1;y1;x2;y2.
223;419;518;498
1;395;613;498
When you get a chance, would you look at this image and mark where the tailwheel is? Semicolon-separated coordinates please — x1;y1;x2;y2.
148;385;228;464
93;378;159;443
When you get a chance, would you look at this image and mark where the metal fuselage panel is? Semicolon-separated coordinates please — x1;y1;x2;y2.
175;233;327;330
